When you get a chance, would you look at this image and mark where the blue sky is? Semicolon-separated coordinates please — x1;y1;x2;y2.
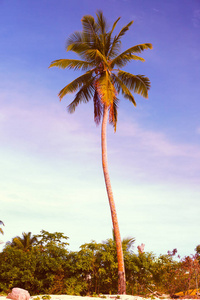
0;0;200;257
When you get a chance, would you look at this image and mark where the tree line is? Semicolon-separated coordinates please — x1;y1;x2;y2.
0;230;200;297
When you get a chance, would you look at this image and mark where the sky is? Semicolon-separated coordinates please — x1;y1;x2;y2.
0;0;200;258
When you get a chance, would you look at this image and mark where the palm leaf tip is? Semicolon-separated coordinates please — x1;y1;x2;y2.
49;60;61;68
147;43;153;49
48;62;54;69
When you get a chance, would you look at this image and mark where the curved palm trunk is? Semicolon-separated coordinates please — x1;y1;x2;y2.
101;105;126;295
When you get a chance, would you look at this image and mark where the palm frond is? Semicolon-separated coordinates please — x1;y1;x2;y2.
109;97;119;131
108;20;133;59
110;17;121;35
110;43;152;67
85;49;109;66
96;71;116;106
93;89;103;125
49;59;93;71
104;17;120;57
66;31;89;54
121;43;153;55
81;14;98;36
13;237;23;249
114;20;133;42
96;10;108;35
122;237;135;252
96;11;110;54
112;74;136;106
110;53;145;68
81;15;101;50
58;70;94;100
117;70;151;98
67;81;94;113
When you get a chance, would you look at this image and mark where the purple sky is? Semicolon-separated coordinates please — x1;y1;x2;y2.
0;0;200;257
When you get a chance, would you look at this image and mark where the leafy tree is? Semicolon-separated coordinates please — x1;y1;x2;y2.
125;251;156;295
0;245;39;293
7;232;37;252
49;11;152;294
76;241;103;294
35;230;69;249
151;253;180;295
175;255;200;296
0;230;70;295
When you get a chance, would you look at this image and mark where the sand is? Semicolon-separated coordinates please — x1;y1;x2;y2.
0;294;194;300
0;295;160;300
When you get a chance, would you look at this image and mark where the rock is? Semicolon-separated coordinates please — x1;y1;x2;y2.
7;288;30;300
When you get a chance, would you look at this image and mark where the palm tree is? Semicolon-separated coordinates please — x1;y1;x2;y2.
110;229;135;253
122;237;136;253
8;232;38;251
49;11;152;294
0;220;4;235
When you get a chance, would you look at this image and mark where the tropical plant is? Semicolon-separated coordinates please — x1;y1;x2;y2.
7;232;38;251
0;231;70;295
49;11;152;294
122;237;135;253
34;230;69;249
0;220;4;235
195;245;200;256
0;244;39;292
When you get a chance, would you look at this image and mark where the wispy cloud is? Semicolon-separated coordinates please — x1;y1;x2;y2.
0;98;100;160
109;117;200;186
1;92;199;188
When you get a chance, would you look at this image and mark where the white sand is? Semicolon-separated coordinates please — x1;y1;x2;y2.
0;294;195;300
0;295;159;300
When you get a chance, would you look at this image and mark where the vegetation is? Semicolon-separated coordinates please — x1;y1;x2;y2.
0;230;200;297
0;220;4;235
6;232;38;251
49;10;152;294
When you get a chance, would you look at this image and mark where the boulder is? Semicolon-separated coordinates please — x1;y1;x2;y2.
7;288;30;300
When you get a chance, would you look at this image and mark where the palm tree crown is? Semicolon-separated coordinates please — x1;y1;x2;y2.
8;232;38;251
49;11;152;130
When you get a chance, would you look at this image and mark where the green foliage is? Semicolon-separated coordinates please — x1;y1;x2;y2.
6;232;37;251
0;230;70;295
35;230;69;248
125;251;156;295
1;230;200;296
195;245;200;255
